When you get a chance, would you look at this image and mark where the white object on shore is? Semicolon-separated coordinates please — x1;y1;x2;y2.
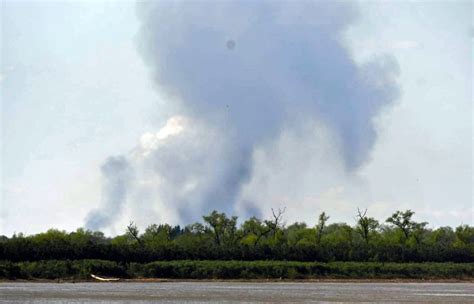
90;274;120;282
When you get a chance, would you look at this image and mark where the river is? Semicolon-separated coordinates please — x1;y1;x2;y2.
1;281;473;303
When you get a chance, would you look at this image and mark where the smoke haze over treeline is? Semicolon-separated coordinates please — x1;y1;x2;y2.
3;0;471;237
86;0;400;230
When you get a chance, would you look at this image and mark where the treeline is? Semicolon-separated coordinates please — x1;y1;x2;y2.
2;260;473;280
1;209;473;263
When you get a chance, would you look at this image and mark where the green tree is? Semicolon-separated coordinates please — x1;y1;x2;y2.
355;208;379;245
454;225;474;246
241;217;267;245
286;222;312;246
203;211;238;246
316;212;329;245
386;210;427;242
142;224;174;246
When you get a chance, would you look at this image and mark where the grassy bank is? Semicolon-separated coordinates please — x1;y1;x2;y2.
1;260;473;281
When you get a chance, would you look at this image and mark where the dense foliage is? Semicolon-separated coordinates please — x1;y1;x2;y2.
1;260;472;280
1;209;473;263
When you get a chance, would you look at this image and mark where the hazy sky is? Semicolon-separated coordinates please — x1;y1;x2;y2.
1;0;472;236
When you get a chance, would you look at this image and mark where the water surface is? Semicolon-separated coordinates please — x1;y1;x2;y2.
1;282;473;303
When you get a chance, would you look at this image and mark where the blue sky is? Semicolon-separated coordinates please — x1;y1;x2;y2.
1;0;472;235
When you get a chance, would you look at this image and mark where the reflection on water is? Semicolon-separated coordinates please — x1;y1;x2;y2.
1;282;473;303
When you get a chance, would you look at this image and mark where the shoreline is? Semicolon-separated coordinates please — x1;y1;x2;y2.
2;278;473;284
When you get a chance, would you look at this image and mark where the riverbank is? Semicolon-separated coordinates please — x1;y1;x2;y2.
2;260;473;281
2;277;473;284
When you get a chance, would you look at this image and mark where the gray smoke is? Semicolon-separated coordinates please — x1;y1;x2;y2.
85;156;131;230
136;0;399;167
85;0;399;228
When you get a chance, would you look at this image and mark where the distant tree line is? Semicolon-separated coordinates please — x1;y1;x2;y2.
1;209;473;263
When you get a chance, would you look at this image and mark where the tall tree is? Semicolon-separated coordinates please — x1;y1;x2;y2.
355;208;379;245
386;210;427;242
126;221;141;244
203;211;238;246
264;208;286;236
316;212;330;245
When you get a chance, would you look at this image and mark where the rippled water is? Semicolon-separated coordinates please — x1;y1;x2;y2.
1;282;473;303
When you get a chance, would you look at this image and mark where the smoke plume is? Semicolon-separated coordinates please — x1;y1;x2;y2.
85;156;131;230
85;0;399;229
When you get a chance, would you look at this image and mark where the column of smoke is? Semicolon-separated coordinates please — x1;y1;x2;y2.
85;156;130;230
85;0;399;230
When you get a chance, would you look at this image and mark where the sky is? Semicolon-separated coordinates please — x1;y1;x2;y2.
1;0;472;236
